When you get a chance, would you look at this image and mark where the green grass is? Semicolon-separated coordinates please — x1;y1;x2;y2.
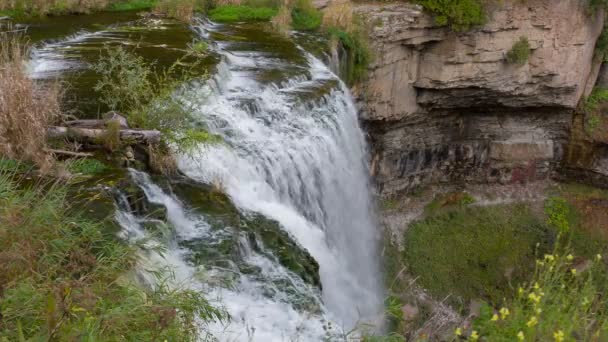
208;5;278;22
108;0;158;11
66;158;109;176
0;172;225;340
291;0;322;31
403;204;553;310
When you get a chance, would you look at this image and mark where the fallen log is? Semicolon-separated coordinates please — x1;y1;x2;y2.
48;126;161;145
44;148;94;157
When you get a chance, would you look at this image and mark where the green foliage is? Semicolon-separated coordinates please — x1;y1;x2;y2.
595;24;608;61
208;5;278;22
0;173;225;340
190;41;208;55
424;191;476;216
506;36;531;65
584;87;608;112
416;0;485;32
291;0;322;31
544;197;571;234
468;249;608;341
66;158;109;176
403;204;552;310
108;0;158;11
92;46;219;150
583;87;608;135
328;27;371;85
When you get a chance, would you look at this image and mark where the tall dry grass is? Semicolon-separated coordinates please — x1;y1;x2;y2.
271;4;292;35
0;30;61;170
0;0;109;15
322;0;353;31
155;0;196;21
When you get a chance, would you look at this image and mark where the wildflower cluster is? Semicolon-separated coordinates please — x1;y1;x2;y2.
465;250;608;341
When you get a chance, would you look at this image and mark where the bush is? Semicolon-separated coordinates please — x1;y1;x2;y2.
0;31;61;171
506;36;531;65
0;173;225;340
208;5;278;22
416;0;485;32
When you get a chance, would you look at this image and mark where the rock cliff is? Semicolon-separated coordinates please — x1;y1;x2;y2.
352;0;606;195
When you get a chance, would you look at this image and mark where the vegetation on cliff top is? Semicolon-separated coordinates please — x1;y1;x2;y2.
415;0;485;31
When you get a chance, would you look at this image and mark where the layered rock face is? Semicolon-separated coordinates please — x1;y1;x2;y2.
354;0;605;195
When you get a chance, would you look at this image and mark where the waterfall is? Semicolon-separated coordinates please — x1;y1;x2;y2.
32;15;386;340
177;19;384;338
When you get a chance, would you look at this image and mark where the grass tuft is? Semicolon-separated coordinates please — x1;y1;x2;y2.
208;5;277;22
506;36;531;65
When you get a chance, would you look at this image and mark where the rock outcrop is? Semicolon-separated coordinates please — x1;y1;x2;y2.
353;0;605;195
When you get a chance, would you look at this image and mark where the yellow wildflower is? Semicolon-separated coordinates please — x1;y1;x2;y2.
528;293;541;304
455;327;462;336
544;254;555;262
566;254;573;261
491;314;499;321
571;268;577;275
597;254;602;261
526;316;538;327
535;307;542;314
533;282;540;290
553;330;565;342
518;287;524;295
517;331;525;341
470;330;479;341
536;260;545;267
500;307;510;319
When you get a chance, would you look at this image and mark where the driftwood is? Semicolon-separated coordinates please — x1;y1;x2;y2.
48;126;161;145
44;148;94;157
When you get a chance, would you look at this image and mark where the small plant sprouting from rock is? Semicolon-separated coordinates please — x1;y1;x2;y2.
506;36;531;65
583;87;608;135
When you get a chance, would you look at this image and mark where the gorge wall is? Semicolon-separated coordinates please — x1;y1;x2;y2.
351;0;607;196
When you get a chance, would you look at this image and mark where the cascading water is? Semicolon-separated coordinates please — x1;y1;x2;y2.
176;19;385;338
28;15;384;340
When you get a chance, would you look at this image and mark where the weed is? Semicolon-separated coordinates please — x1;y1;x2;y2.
190;40;209;55
328;27;370;84
506;36;531;65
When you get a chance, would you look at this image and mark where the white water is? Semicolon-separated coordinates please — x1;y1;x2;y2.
175;20;384;339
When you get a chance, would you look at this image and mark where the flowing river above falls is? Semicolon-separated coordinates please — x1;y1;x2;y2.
21;13;384;341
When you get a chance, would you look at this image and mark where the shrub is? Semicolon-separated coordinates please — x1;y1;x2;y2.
0;31;61;171
416;0;485;32
0;173;225;340
208;5;277;22
506;36;531;65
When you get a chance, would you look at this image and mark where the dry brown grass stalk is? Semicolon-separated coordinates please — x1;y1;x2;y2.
0;30;61;171
322;1;354;31
155;0;196;22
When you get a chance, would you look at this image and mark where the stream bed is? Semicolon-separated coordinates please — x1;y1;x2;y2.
20;12;384;341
